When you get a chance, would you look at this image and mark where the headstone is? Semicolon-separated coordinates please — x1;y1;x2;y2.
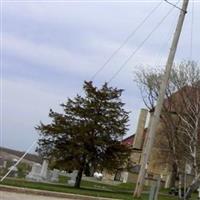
0;157;4;167
46;170;52;181
12;159;18;165
26;163;42;181
165;174;172;189
149;183;156;200
3;160;7;168
149;176;161;200
34;163;42;174
154;176;161;200
197;187;200;199
121;172;129;183
26;159;59;183
8;166;18;177
40;160;49;179
50;169;59;182
185;163;192;174
68;170;78;186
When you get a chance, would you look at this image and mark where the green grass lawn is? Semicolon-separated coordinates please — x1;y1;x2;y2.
0;177;195;200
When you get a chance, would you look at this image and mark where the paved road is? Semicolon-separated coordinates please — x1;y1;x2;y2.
0;191;74;200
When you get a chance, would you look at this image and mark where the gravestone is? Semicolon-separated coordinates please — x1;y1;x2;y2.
68;170;78;186
0;157;7;169
149;176;161;200
26;163;42;181
0;157;4;168
26;163;41;181
8;166;18;177
185;163;192;174
26;159;60;183
3;160;7;168
40;160;49;180
165;173;172;188
26;160;49;181
149;183;157;200
122;172;128;183
197;187;200;200
50;169;59;182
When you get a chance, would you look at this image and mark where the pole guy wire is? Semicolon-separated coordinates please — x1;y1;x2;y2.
0;140;37;182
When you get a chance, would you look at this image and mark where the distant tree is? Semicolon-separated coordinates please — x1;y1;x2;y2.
36;81;131;188
17;163;31;178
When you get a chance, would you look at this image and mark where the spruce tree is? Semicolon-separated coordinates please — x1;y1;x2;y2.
36;81;131;188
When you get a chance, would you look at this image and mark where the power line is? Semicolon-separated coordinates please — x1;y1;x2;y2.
153;10;177;67
164;0;187;13
189;0;194;60
108;3;178;83
89;0;163;81
134;0;189;197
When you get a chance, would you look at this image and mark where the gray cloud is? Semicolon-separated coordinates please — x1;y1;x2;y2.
2;1;200;151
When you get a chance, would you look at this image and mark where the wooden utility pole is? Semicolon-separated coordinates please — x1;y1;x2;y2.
134;0;189;197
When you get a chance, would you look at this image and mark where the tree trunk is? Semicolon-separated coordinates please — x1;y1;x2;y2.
184;173;200;200
171;162;178;187
74;158;86;188
178;174;183;199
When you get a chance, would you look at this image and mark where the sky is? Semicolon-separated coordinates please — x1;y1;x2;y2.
1;0;200;153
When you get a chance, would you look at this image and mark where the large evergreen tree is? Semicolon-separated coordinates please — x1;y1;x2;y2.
36;81;131;188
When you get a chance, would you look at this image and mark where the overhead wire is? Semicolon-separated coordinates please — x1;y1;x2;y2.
152;0;182;67
0;1;189;180
152;27;174;68
89;0;163;81
164;0;187;13
108;2;179;83
189;0;194;60
153;9;178;68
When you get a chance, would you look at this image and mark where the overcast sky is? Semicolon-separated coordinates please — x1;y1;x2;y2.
1;0;200;153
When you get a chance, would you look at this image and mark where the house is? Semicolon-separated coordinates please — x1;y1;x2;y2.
103;108;175;187
104;85;200;188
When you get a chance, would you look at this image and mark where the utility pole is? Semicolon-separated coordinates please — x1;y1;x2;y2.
134;0;189;198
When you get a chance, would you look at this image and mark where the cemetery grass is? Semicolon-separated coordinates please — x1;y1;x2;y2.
0;178;195;200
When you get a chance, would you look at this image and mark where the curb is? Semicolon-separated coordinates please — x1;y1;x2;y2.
0;185;119;200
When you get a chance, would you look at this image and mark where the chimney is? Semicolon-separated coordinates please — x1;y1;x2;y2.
133;108;148;149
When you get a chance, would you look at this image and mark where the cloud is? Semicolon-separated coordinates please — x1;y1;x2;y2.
4;35;95;75
2;77;143;151
3;32;170;87
4;2;163;31
4;1;183;51
2;78;72;151
2;0;200;152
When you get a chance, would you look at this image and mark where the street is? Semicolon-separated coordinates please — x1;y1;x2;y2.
0;191;73;200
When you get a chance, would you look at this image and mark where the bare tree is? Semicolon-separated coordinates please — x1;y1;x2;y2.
134;61;200;199
176;84;200;199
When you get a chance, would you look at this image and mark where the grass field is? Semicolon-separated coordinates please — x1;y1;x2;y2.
0;177;196;200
